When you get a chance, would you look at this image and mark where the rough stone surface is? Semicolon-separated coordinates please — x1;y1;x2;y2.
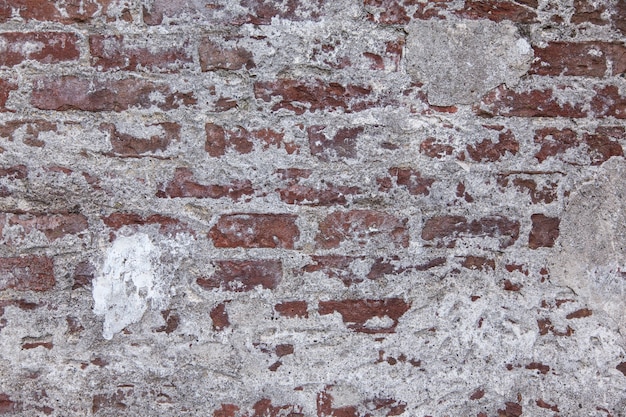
1;0;626;416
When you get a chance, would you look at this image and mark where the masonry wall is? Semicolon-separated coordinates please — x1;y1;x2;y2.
1;0;626;416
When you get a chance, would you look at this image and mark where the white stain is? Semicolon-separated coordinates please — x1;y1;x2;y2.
93;233;164;340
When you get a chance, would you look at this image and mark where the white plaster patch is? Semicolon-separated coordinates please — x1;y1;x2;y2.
93;233;165;340
405;20;533;106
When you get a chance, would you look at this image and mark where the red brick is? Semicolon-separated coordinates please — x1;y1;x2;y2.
525;362;550;374
470;389;485;400
157;168;254;200
308;126;363;160
617;362;626;377
210;301;230;330
143;0;326;25
461;256;495;271
318;298;411;333
0;120;57;148
199;39;254;71
420;137;454;158
90;35;192;72
72;261;94;290
566;308;592;319
510;178;558;204
317;386;358;417
590;85;626;119
249;399;303;417
275;301;308;318
534;127;578;163
102;212;191;236
31;76;196;112
476;85;587;118
210;214;299;249
456;1;538;23
254;79;374;115
571;0;608;26
0;0;131;23
530;42;626;77
498;402;522;417
466;129;518;162
277;168;359;206
583;126;625;165
0;80;17;112
0;165;28;180
92;389;129;414
379;167;435;196
0;33;79;67
205;123;295;157
0;256;55;292
422;215;520;249
536;399;559;412
197;260;282;292
101;122;179;156
0;393;21;414
315;210;409;249
528;214;559;249
4;212;88;241
214;404;239;417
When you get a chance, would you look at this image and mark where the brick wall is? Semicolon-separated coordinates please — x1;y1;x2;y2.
1;0;626;416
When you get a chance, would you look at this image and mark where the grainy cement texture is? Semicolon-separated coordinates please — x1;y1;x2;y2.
1;0;626;416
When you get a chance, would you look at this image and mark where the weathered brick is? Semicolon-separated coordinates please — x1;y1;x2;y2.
254;79;374;114
0;0;131;23
378;167;435;196
0;120;57;146
205;123;295;157
102;212;191;236
276;168;360;206
566;308;592;319
156;168;254;200
0;256;55;292
0;393;21;414
318;298;411;333
315;210;409;249
498;176;558;204
3;212;88;241
456;1;538;23
420;137;454;159
101;122;179;156
199;39;254;71
570;0;608;26
0;80;17;112
530;42;626;77
466;128;519;162
0;165;28;180
274;301;308;318
422;215;520;248
31;76;196;112
528;214;560;249
143;0;326;26
90;35;192;72
534;126;623;165
461;256;496;271
197;260;282;292
209;214;299;249
307;126;363;161
210;301;230;330
0;33;79;67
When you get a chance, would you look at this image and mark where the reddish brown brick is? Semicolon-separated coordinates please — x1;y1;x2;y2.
197;260;282;292
4;212;88;241
205;123;294;157
254;79;374;115
566;308;592;319
571;0;608;26
379;167;436;196
157;168;254;200
528;214;559;249
0;165;28;180
420;137;454;158
525;362;550;374
536;399;559;412
530;42;626;77
307;126;363;161
0;0;131;23
275;301;308;318
315;210;409;249
102;122;180;156
498;402;522;417
210;302;230;330
617;362;626;377
90;35;192;72
0;256;55;292
199;39;254;71
0;393;21;414
0;120;57;146
476;85;587;118
0;33;79;67
456;1;537;23
102;212;191;236
318;298;411;333
210;214;299;249
466;129;519;162
0;79;17;112
31;76;196;112
461;256;495;271
422;215;520;248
